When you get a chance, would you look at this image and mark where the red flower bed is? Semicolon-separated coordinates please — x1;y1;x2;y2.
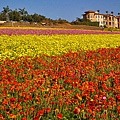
0;47;120;119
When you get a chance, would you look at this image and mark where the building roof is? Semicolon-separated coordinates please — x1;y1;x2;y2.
85;10;96;13
103;14;115;17
94;13;104;15
116;16;120;18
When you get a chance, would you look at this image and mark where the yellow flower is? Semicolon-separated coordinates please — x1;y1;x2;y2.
0;34;120;60
90;99;94;101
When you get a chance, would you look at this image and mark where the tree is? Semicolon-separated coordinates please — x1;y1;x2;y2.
0;6;69;25
111;11;114;15
76;17;82;22
106;11;108;14
118;12;120;16
9;9;21;21
97;10;100;13
24;14;33;22
32;13;41;22
31;13;46;23
19;8;28;21
0;12;6;20
2;6;11;21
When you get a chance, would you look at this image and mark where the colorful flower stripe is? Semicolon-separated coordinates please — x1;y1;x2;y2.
0;34;120;60
0;47;120;119
0;28;120;35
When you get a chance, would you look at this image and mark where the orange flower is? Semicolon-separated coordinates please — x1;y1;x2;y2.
76;93;82;101
9;114;17;119
16;104;22;110
10;103;16;109
30;106;35;112
2;99;8;105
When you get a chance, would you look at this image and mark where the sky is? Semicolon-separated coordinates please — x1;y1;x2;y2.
0;0;120;22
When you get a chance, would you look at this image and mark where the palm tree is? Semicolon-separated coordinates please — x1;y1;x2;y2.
19;8;28;21
106;11;108;14
111;11;114;15
2;6;11;21
97;10;100;14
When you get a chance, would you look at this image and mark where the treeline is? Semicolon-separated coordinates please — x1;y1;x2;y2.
0;6;69;24
0;6;99;27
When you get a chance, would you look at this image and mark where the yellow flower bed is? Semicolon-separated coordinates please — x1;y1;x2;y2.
0;34;120;60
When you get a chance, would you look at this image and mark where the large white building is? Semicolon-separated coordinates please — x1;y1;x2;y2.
82;10;120;28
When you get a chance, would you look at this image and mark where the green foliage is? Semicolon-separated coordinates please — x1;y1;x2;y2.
0;12;6;21
9;10;21;21
104;27;120;31
0;6;69;24
57;18;68;24
81;21;99;27
71;20;99;27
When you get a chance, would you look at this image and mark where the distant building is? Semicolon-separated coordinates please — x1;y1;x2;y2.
116;16;120;28
82;10;120;28
41;22;46;26
0;21;6;24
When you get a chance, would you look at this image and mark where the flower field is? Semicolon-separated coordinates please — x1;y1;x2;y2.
0;28;120;120
0;28;120;35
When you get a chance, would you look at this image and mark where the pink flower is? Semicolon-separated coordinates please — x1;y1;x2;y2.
102;96;106;100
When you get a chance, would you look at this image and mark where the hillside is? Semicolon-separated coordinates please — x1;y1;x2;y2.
1;22;101;30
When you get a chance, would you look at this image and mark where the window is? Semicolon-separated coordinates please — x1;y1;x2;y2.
112;17;114;21
104;17;106;20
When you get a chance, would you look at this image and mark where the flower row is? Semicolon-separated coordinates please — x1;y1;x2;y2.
0;34;120;60
0;28;120;35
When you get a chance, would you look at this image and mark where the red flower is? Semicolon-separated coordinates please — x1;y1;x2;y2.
57;113;63;119
33;116;39;120
37;110;44;116
0;114;4;119
10;97;16;103
116;95;120;101
45;107;51;113
22;118;27;120
73;107;80;114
